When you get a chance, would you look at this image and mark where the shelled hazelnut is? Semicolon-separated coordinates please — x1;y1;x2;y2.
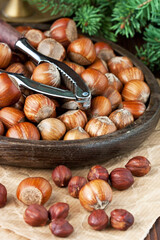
49;218;74;237
52;165;72;187
125;156;151;176
48;202;69;220
87;165;109;182
110;209;134;230
88;209;109;230
24;204;48;226
110;168;134;190
0;183;7;208
68;176;87;198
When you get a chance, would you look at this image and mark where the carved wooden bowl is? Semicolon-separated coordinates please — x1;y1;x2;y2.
0;36;159;169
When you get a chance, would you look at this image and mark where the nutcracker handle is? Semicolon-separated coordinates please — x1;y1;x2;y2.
0;19;22;50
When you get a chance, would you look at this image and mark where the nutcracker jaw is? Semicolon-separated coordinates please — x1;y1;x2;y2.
14;38;91;109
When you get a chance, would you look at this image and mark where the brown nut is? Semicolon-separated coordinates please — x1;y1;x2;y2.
88;209;109;230
24;204;48;227
0;183;7;208
125;156;151;177
52;165;72;187
68;176;87;198
110;168;134;190
110;209;134;230
49;218;74;237
79;179;113;212
16;177;52;205
87;165;109;182
48;202;69;220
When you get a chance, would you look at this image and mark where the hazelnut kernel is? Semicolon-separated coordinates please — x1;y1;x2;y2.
52;165;72;187
87;165;109;182
49;218;74;237
68;176;87;198
24;204;48;227
48;202;69;220
110;168;134;190
88;209;109;230
125;156;151;177
110;209;134;230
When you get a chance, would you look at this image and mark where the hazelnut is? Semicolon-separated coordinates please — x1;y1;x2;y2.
110;209;134;230
0;120;5;136
24;204;48;227
125;156;151;177
110;168;134;190
87;165;109;182
6;122;40;140
0;183;7;208
52;165;72;187
79;179;113;212
109;109;134;130
48;202;69;220
88;209;109;230
49;218;74;237
16;177;52;205
68;176;87;198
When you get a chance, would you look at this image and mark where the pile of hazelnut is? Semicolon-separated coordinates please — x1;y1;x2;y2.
0;17;150;140
0;156;151;237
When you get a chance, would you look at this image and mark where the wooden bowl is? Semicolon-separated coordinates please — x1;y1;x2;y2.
0;37;159;169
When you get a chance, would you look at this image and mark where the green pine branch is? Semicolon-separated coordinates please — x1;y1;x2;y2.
136;24;160;70
25;0;160;72
111;0;159;38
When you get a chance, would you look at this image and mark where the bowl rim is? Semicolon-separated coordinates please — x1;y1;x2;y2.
0;36;160;148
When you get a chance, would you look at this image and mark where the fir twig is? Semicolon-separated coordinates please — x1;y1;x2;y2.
73;5;103;36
